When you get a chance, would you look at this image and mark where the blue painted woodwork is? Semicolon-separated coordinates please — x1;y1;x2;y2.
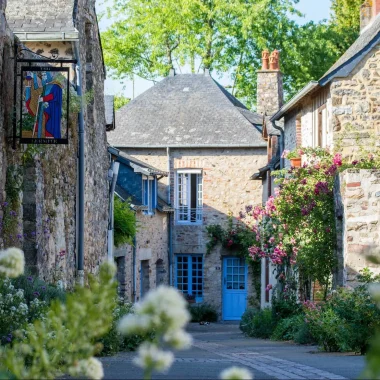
222;257;248;321
117;162;143;204
175;255;203;303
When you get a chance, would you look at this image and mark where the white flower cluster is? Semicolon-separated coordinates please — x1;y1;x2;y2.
133;342;174;372
118;286;190;338
69;357;104;380
220;366;254;380
0;248;25;278
118;286;192;376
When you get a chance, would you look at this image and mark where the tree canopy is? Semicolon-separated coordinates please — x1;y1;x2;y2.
101;0;363;108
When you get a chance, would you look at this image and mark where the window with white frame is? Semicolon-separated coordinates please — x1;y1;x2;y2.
142;176;156;214
317;104;328;148
176;170;203;224
175;255;203;301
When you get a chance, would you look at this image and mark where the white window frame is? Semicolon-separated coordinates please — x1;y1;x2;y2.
142;175;156;215
175;169;203;225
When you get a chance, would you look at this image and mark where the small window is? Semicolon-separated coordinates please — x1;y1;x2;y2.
176;170;203;225
176;255;203;302
317;104;328;148
142;177;157;214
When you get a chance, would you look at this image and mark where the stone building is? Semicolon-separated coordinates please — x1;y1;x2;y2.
108;72;267;320
268;3;380;288
0;0;110;287
110;149;173;301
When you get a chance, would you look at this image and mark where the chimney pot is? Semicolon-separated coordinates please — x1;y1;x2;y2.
262;50;270;70
269;50;280;71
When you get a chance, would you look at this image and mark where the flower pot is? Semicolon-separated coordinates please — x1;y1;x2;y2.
290;157;301;168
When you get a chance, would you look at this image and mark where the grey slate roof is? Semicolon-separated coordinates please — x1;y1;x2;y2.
107;74;266;148
6;0;78;36
320;15;380;83
105;95;115;131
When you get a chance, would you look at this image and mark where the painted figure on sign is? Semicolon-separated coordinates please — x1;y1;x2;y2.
25;71;63;139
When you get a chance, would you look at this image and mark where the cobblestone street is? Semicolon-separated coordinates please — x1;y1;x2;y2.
101;323;366;379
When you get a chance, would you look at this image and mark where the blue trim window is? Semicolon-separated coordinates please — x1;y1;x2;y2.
176;255;203;301
142;177;157;214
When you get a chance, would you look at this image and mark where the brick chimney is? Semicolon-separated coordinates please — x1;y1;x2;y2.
257;50;284;116
361;0;380;33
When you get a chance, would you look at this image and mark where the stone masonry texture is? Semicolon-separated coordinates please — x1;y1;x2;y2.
335;169;380;285
331;45;380;157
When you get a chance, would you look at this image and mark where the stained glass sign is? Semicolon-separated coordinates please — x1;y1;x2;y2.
20;67;69;144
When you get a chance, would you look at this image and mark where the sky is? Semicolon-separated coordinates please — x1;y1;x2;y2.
97;0;332;98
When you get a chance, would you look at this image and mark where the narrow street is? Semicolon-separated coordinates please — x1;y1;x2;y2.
101;323;366;379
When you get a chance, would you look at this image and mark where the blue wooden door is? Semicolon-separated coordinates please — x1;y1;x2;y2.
223;257;248;320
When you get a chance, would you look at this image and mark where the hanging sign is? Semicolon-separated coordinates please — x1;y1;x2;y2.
20;66;70;144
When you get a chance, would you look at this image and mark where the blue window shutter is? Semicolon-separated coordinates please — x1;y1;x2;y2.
152;178;157;209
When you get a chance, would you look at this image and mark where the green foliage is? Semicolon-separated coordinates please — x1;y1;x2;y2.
114;198;137;247
189;303;218;323
240;308;275;339
99;300;146;356
101;0;361;107
271;314;313;343
330;0;362;54
114;95;131;110
0;263;117;379
271;277;301;321
11;274;66;305
0;279;47;346
304;271;380;353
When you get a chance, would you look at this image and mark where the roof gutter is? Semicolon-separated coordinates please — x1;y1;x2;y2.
14;31;79;42
270;81;319;122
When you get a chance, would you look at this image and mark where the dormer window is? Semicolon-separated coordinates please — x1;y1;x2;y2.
142;176;157;215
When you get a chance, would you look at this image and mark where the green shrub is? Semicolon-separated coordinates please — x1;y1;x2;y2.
12;274;66;305
304;303;351;352
99;300;148;356
114;198;137;247
270;314;314;344
0;278;47;345
240;308;275;339
189;303;218;322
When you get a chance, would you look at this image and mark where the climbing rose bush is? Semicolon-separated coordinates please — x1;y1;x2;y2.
245;147;379;297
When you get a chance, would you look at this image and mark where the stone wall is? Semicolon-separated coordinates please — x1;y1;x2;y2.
0;1;109;287
257;70;283;116
334;169;380;286
331;45;380;156
115;210;169;302
0;0;13;248
124;147;267;317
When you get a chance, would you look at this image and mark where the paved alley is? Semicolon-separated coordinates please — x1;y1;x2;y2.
101;323;366;379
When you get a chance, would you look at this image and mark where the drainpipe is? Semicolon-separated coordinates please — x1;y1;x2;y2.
107;161;120;261
166;147;173;286
272;121;285;169
133;233;137;302
168;213;173;286
75;42;85;286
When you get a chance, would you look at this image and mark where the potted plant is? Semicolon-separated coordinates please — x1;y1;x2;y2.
186;294;196;304
287;150;302;168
